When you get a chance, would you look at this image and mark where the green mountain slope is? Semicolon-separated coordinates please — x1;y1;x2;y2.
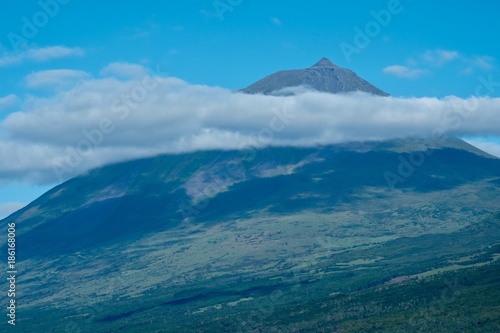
1;138;499;332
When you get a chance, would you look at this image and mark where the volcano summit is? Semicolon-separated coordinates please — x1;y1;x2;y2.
241;57;389;96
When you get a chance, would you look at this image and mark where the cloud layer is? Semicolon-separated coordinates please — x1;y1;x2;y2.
1;63;500;185
383;65;429;79
0;46;83;67
384;49;496;79
0;94;18;110
25;69;90;89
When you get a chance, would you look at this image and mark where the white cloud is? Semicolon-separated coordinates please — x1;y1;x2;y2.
469;56;495;70
25;46;84;61
1;65;500;185
461;67;474;75
0;94;18;110
389;50;496;78
383;65;429;79
0;46;83;67
0;202;26;219
270;17;282;26
402;49;495;75
460;56;495;75
100;62;149;79
423;49;460;66
25;69;90;89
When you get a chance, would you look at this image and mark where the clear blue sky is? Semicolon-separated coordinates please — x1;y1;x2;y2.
1;0;499;217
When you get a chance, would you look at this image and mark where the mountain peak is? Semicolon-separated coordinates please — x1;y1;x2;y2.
241;58;389;96
311;57;337;68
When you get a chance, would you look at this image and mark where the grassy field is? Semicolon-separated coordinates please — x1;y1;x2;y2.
15;213;500;332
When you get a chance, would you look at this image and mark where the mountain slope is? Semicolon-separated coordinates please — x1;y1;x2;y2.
241;57;389;96
3;138;499;259
3;138;499;332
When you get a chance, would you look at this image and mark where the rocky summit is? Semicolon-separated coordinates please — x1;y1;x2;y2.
241;57;389;96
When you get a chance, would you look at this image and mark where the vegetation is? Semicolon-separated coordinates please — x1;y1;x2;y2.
18;259;500;332
4;145;500;332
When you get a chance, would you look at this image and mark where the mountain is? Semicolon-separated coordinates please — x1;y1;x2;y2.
2;138;500;332
241;57;389;96
2;59;500;332
5;138;497;259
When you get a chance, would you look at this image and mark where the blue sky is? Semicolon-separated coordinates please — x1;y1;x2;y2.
1;0;500;218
